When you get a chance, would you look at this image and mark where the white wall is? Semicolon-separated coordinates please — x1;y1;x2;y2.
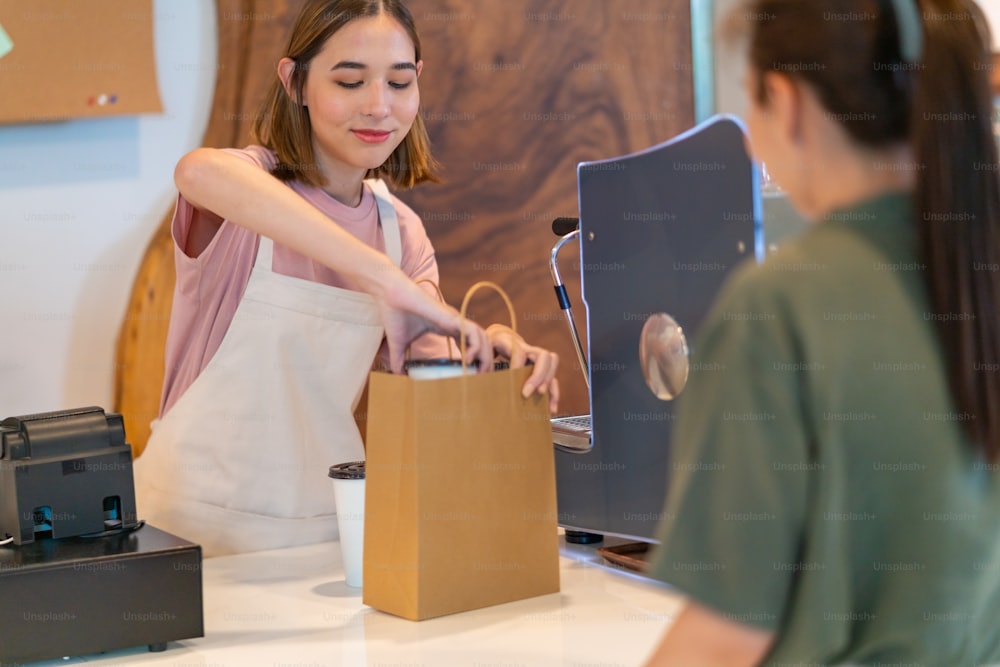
0;0;216;417
983;0;1000;49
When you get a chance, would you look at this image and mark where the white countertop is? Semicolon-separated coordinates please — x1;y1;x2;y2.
33;534;684;666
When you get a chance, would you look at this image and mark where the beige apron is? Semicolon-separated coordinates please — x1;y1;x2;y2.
134;180;401;556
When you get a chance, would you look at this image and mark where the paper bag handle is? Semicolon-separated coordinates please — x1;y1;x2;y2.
412;279;457;361
458;280;518;370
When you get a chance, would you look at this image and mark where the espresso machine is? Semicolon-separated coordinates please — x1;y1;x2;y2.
548;115;763;544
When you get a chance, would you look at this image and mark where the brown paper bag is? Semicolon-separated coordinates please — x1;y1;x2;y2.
362;281;560;620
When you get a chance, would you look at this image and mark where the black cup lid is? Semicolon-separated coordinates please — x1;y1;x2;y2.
329;461;366;479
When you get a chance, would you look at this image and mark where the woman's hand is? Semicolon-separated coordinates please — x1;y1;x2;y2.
377;276;493;375
486;324;560;414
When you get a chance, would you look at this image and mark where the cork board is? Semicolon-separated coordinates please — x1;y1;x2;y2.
0;0;162;123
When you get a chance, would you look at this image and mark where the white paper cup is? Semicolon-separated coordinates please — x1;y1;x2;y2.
328;461;366;588
404;359;473;380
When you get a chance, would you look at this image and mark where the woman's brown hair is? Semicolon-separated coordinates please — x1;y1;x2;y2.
742;0;1000;461
253;0;439;189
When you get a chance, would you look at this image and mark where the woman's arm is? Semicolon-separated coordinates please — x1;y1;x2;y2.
173;147;492;373
643;600;774;667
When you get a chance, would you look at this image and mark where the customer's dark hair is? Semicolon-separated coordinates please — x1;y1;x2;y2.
742;0;1000;461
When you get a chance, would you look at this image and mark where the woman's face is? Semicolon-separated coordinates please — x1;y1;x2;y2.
286;14;422;185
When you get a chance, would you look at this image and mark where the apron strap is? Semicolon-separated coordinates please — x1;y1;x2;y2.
366;178;403;268
253;179;403;271
254;234;275;271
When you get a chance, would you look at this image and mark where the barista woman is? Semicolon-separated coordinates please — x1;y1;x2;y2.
643;0;1000;665
134;0;558;557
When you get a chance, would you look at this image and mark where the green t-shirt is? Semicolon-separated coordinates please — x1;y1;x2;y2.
646;192;1000;666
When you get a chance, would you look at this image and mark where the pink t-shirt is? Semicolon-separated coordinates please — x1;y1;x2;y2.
159;145;448;416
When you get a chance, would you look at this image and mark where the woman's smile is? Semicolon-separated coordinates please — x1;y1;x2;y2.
352;129;392;143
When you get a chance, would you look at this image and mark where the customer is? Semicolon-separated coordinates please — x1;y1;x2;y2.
643;0;1000;665
134;0;558;557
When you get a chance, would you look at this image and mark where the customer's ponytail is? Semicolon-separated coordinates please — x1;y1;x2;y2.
912;0;1000;461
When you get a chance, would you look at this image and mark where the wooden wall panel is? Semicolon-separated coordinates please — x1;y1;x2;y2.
116;0;694;454
400;0;694;415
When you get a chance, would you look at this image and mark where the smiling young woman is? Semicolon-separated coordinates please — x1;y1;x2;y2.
132;0;558;558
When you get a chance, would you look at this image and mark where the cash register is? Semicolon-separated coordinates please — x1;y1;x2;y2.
0;407;203;664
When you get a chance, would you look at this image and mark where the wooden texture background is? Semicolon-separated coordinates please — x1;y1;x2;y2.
115;0;694;455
